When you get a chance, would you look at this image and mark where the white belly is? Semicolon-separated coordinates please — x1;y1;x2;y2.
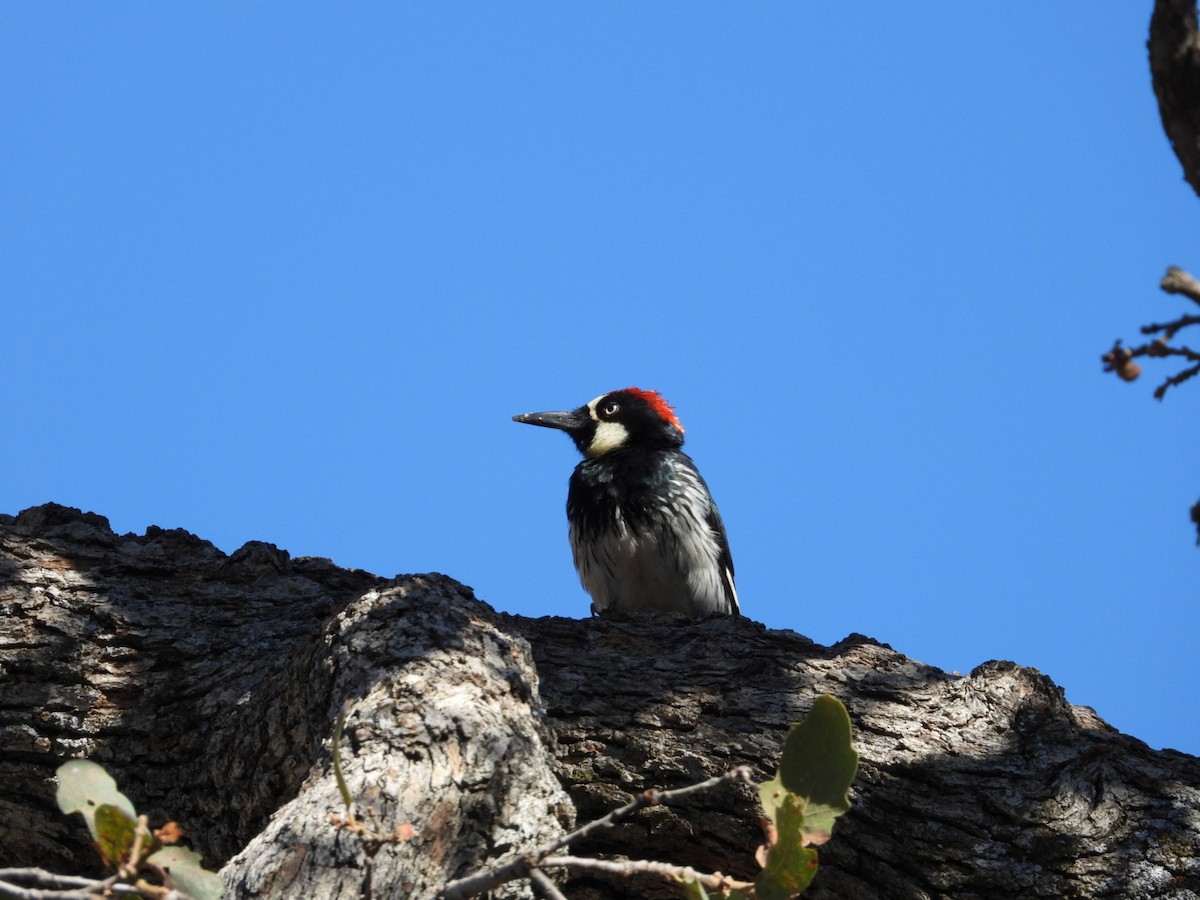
570;521;729;615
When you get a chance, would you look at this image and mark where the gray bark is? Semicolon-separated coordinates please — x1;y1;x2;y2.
2;504;1200;899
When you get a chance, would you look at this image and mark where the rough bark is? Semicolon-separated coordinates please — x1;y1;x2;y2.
1151;0;1200;198
514;618;1200;899
0;504;569;898
2;504;1200;899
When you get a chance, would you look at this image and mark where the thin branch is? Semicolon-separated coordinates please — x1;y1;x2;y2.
539;855;754;893
0;867;132;900
440;856;534;899
0;868;170;900
0;883;96;900
545;765;754;854
0;874;115;900
120;816;151;883
439;766;755;899
0;872;96;891
1161;266;1200;306
1106;337;1200;365
1102;267;1200;399
332;708;354;813
1155;360;1200;399
0;881;98;900
528;869;568;900
1103;262;1200;534
1140;313;1200;340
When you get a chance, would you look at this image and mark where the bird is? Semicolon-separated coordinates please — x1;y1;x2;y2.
513;387;739;617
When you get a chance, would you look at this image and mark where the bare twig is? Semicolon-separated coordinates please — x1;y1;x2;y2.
546;765;753;855
439;766;756;899
539;855;754;892
1101;266;1200;399
0;865;183;900
0;871;97;891
1141;313;1200;340
332;708;354;812
528;868;567;900
1154;360;1200;399
1104;264;1200;541
119;816;152;883
0;881;97;900
0;868;137;900
1160;266;1200;305
0;880;97;899
439;855;535;899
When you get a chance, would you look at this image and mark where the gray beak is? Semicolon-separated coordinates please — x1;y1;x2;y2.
512;409;588;433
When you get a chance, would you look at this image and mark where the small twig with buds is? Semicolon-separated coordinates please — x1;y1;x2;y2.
1103;265;1200;543
1101;266;1200;399
439;766;755;900
1141;314;1200;342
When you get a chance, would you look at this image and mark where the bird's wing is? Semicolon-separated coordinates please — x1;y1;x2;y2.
705;503;739;616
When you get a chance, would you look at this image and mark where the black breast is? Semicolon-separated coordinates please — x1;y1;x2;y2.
567;448;684;536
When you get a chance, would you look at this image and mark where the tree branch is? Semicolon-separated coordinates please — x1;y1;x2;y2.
0;872;96;891
545;766;753;855
439;767;755;899
1160;265;1200;305
7;506;1200;898
539;856;753;893
528;869;567;900
1150;0;1200;197
1101;267;1200;399
0;869;148;900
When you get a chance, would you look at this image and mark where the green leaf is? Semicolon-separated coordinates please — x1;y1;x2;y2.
682;878;711;899
776;695;858;844
148;846;224;900
55;760;137;841
755;792;819;900
94;803;137;867
758;773;788;826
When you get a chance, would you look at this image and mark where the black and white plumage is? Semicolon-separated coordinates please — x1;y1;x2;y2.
513;387;739;617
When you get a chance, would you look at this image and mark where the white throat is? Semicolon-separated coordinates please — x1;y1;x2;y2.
586;420;629;457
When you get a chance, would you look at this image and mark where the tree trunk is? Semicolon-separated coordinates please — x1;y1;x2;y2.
1151;0;1200;198
2;504;1199;899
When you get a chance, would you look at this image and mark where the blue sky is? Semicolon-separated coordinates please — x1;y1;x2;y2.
4;6;1198;755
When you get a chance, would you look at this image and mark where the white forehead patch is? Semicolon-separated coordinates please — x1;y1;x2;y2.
585;396;629;457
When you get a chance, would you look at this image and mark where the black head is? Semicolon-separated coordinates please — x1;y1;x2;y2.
513;387;686;458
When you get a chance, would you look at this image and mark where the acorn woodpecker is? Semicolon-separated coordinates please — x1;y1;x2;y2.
513;387;739;617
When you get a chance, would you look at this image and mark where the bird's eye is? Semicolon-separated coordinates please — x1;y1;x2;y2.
602;401;620;417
